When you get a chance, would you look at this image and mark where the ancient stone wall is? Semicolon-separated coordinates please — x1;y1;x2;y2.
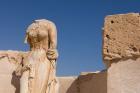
78;71;107;93
0;51;26;93
0;51;107;93
103;13;140;61
103;13;140;93
58;71;107;93
58;77;78;93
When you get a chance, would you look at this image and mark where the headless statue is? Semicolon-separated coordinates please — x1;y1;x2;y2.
15;19;59;93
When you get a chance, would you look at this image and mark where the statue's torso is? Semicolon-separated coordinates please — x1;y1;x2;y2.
27;28;49;51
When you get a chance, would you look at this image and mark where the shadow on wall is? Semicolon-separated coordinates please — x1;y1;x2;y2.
11;72;20;93
66;78;79;93
66;70;107;93
0;56;21;93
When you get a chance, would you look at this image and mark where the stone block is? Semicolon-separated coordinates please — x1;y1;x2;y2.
103;13;140;93
103;13;140;62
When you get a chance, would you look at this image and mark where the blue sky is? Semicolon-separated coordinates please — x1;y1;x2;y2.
0;0;140;76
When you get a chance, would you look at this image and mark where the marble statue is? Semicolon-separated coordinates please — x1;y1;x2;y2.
15;19;59;93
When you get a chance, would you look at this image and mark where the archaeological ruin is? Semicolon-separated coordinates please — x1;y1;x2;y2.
0;13;140;93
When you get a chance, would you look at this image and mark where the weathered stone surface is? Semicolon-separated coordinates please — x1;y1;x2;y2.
58;77;78;93
103;13;140;93
0;57;18;93
79;71;107;93
19;19;59;93
58;71;107;93
0;51;26;93
103;13;140;62
108;58;140;93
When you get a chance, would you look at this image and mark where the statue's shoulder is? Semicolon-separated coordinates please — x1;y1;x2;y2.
34;19;56;27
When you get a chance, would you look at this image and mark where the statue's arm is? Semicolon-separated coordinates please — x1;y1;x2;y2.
48;22;57;49
47;22;58;60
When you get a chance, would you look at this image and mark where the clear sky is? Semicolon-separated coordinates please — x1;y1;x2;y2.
0;0;140;76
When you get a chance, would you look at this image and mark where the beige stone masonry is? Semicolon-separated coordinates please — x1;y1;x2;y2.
103;13;140;62
103;13;140;93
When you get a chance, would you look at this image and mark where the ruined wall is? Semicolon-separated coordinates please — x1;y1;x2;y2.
103;13;140;93
0;51;107;93
0;51;26;93
107;58;140;93
78;71;107;93
103;13;140;62
58;77;78;93
58;71;107;93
